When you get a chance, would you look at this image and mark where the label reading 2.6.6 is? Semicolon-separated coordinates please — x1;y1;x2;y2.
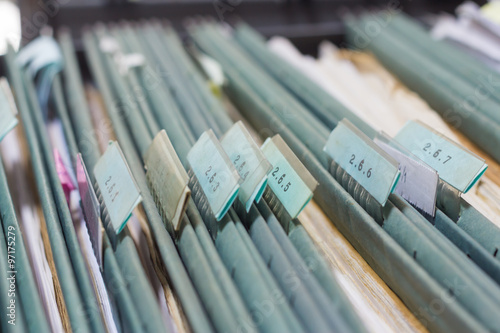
324;119;400;206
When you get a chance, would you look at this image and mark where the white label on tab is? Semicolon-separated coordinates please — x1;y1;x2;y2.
0;78;18;142
94;141;142;234
187;130;240;221
221;121;272;212
324;119;400;206
394;120;487;193
77;153;102;266
375;139;438;216
261;135;318;218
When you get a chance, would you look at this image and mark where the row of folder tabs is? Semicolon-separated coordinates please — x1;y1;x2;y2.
1;11;500;333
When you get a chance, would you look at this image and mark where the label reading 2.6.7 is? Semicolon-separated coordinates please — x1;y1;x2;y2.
422;143;452;165
395;120;487;193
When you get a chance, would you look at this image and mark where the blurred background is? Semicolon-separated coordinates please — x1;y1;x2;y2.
1;0;486;56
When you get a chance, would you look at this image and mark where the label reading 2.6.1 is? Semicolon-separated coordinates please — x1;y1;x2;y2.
94;141;142;234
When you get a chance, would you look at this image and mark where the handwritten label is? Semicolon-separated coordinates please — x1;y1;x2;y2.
324;119;400;206
77;154;102;266
144;130;191;231
394;120;487;193
0;78;18;142
94;141;142;234
375;139;438;216
261;135;318;218
187;130;240;221
221;121;272;212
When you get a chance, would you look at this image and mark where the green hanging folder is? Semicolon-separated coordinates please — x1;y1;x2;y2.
189;26;489;331
0;154;50;333
52;41;145;333
116;23;303;333
5;45;97;333
344;16;500;163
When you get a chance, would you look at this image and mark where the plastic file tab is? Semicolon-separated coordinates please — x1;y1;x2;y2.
375;139;438;216
394;120;487;193
94;141;142;234
324;119;400;206
221;121;272;212
187;129;240;221
261;135;318;218
77;153;102;266
144;130;191;231
0;78;18;141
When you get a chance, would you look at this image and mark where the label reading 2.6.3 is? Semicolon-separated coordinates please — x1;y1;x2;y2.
188;130;240;221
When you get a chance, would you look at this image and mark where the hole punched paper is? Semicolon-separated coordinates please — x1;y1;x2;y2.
374;135;439;217
77;153;103;266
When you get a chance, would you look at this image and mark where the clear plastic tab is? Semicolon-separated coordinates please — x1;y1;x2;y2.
94;141;142;234
221;121;272;212
324;119;400;206
187;129;240;221
144;130;191;231
261;135;318;218
395;120;487;193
